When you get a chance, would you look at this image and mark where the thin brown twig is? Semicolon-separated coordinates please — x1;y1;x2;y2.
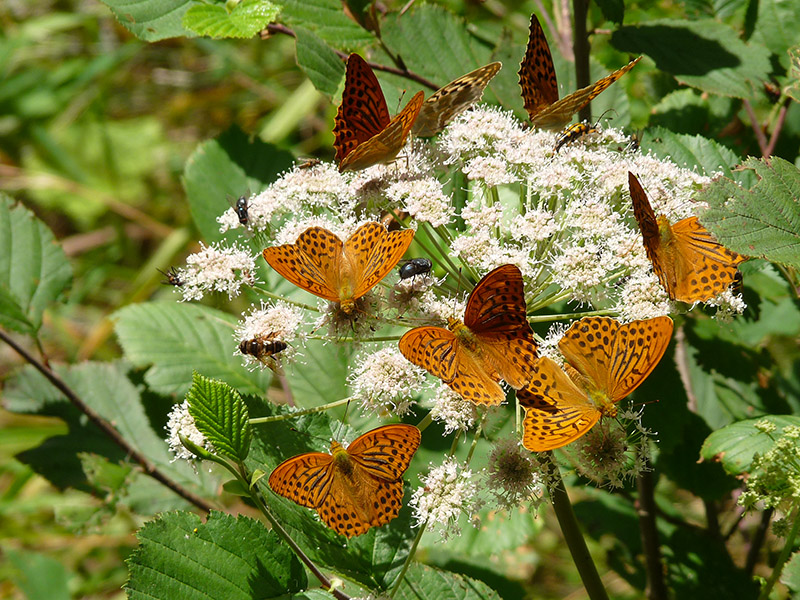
263;23;439;90
745;507;773;576
0;327;215;513
764;97;791;158
742;99;768;156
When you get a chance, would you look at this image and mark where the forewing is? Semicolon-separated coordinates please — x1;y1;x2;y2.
518;357;600;452
412;62;502;137
344;222;414;299
629;172;671;292
338;91;425;172
333;54;391;162
518;14;559;122
347;424;421;481
268;452;335;509
531;56;641;130
262;227;343;301
464;265;530;335
399;326;458;383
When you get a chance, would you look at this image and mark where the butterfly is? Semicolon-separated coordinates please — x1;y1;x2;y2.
262;221;414;314
333;53;425;172
518;14;641;130
519;315;673;452
399;264;539;405
411;62;503;137
628;172;746;303
268;424;421;538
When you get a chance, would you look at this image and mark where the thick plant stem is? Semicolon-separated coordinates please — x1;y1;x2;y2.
636;468;668;600
758;504;800;600
389;522;427;599
573;0;591;123
542;452;610;600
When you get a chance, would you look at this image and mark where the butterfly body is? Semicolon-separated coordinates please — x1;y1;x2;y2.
519;316;673;452
399;265;538;405
269;424;421;538
263;222;414;314
628;172;745;303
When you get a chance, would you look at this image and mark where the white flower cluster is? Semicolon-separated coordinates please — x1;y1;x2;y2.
176;242;256;301
409;458;481;540
428;385;476;434
165;400;213;463
349;347;428;416
235;301;305;366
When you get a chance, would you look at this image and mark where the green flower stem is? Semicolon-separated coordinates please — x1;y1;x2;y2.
528;309;617;323
416;411;433;433
423;222;464;281
250;286;319;312
389;520;427;599
465;412;486;464
757;504;800;600
542;452;610;600
249;397;355;424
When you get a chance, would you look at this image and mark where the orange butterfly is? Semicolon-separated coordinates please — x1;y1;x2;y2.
519;316;673;452
269;424;421;538
399;264;538;405
334;54;425;172
262;222;414;314
411;62;503;137
628;172;746;303
518;14;641;130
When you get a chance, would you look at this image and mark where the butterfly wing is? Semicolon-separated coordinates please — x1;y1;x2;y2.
268;452;335;509
262;227;343;301
558;316;673;404
518;14;559;123
667;216;745;302
531;56;641;130
334;54;391;163
343;222;415;300
399;326;459;383
518;357;600;452
347;424;421;480
464;264;538;389
317;472;404;538
338;90;425;172
412;62;503;137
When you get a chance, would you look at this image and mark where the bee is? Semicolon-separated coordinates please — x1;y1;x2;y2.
157;267;183;287
238;336;287;362
399;258;433;280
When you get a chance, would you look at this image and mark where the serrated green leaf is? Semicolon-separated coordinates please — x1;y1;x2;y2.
0;195;72;334
393;564;501;600
278;0;374;48
182;0;280;39
781;551;800;593
112;301;273;397
294;26;345;98
183;126;294;242
751;0;800;67
612;19;770;98
701;416;800;475
98;0;199;41
697;156;800;269
187;372;252;461
125;511;307;600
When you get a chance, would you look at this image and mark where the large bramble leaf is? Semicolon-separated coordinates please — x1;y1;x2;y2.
751;0;800;67
125;511;307;600
182;0;280;39
186;372;252;461
612;19;770;98
112;301;273;398
278;0;374;48
99;0;199;41
295;26;345;98
0;195;72;334
697;156;800;269
393;564;502;600
701;416;800;475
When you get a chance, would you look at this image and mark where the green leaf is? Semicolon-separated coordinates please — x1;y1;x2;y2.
696;156;800;269
751;0;800;67
98;0;199;41
5;549;71;600
182;0;280;39
186;372;252;461
701;416;800;475
183;126;294;243
294;26;345;98
393;564;502;600
125;511;307;600
595;0;625;24
278;0;374;48
112;301;273;398
612;19;771;98
285;338;354;406
781;551;800;593
0;194;72;334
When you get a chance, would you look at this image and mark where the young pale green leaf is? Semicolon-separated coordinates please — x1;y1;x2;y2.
99;0;199;41
0;195;72;334
182;0;280;39
183;126;294;242
701;416;800;475
126;511;307;600
612;19;770;98
278;0;374;48
186;372;252;462
697;156;800;269
781;551;800;594
294;27;345;98
5;549;71;600
112;301;273;398
393;564;502;600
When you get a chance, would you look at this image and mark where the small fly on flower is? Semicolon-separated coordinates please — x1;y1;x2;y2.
157;267;183;286
399;258;433;280
296;157;322;169
238;334;288;363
